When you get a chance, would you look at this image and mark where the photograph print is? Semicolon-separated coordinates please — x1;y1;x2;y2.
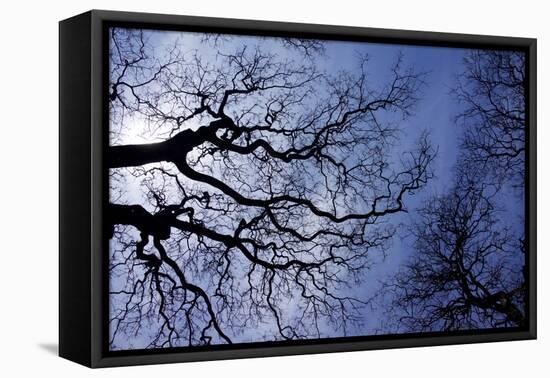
106;26;528;352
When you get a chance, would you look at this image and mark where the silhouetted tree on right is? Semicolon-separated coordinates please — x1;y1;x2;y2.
454;50;526;188
384;170;525;332
382;50;528;333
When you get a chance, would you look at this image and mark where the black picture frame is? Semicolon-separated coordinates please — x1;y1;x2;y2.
59;9;537;368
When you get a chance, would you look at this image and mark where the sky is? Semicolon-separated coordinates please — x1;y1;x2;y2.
108;27;526;349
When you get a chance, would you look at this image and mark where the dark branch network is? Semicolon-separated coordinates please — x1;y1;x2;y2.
107;29;525;350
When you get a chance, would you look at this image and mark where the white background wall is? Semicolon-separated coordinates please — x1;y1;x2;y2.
0;0;547;376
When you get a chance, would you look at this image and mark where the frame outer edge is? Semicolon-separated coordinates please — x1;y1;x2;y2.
528;38;537;339
84;9;537;368
59;11;93;367
91;9;105;368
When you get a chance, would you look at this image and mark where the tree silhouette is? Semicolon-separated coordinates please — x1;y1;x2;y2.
454;50;526;188
107;28;435;349
383;167;525;332
379;49;527;333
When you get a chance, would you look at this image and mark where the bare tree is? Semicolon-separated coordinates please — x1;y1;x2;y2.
383;170;525;332
378;49;527;334
454;50;526;188
107;28;435;349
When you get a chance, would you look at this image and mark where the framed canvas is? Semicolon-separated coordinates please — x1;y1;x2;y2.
59;10;536;368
